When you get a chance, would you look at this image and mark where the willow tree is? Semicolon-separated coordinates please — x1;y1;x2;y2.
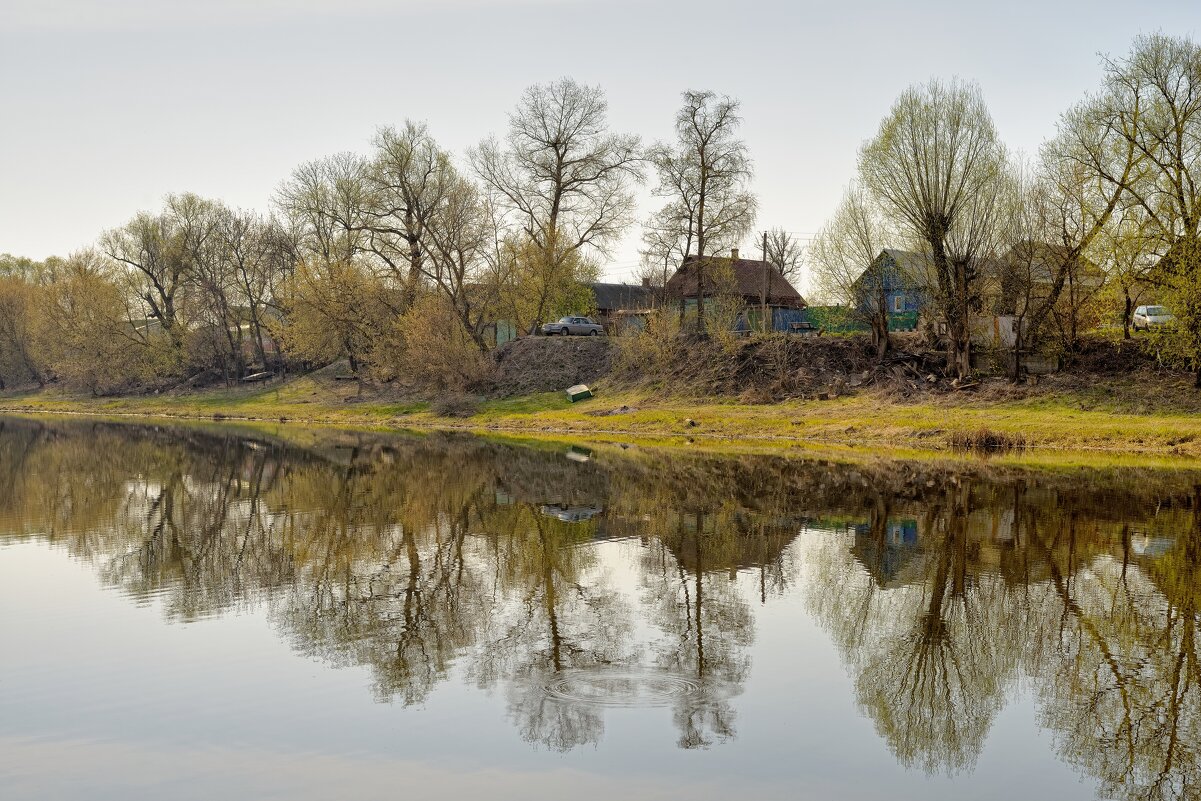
645;90;756;335
275;152;374;269
0;264;43;388
859;80;1007;377
364;123;497;355
102;192;224;360
1014;86;1141;359
1101;34;1201;385
362;122;458;306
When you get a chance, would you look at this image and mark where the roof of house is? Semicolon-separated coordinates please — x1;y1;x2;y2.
589;281;654;312
881;248;935;281
870;245;1103;289
852;249;936;292
1003;241;1105;287
666;255;807;308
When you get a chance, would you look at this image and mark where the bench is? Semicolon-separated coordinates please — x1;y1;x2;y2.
788;322;822;336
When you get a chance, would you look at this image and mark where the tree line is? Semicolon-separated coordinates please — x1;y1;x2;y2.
812;33;1201;382
0;80;771;394
1;32;1198;393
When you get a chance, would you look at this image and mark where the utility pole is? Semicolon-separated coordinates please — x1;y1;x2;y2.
760;230;769;333
661;252;670;309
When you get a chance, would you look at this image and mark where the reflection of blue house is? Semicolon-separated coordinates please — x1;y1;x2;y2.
853;249;931;331
851;517;921;586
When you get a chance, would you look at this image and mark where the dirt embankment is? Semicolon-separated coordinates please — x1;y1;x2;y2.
482;332;1197;410
482;333;933;400
487;336;617;397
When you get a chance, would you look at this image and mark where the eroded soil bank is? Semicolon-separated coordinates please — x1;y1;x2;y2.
3;334;1200;463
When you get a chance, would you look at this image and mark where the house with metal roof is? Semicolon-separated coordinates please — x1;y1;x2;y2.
587;281;655;333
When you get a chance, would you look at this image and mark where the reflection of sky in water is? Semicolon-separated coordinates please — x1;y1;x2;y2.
0;542;1091;801
1;420;1197;801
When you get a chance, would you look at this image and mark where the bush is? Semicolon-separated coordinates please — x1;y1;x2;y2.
431;393;480;418
615;308;684;379
34;257;170;394
389;293;491;391
948;428;1027;453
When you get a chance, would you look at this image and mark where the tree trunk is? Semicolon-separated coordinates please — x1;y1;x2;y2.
249;312;270;370
872;289;891;360
946;320;972;378
871;313;891;359
695;169;707;336
1123;291;1133;340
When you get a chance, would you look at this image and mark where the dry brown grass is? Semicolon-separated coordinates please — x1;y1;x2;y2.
948;428;1028;453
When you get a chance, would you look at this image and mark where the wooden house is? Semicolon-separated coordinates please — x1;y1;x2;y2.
664;249;807;332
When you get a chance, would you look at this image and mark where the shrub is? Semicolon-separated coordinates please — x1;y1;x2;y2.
948;428;1027;453
388;293;491;391
431;393;480;418
615;308;684;380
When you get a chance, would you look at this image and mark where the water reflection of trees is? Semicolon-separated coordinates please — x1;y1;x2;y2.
0;419;799;751
2;416;1199;794
805;476;1201;800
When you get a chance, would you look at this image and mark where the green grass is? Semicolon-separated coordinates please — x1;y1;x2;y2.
5;371;1201;469
477;392;573;416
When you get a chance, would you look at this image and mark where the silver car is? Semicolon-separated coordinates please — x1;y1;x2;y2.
1133;305;1174;331
540;316;604;336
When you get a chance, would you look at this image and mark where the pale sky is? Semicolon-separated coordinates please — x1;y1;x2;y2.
2;0;1198;284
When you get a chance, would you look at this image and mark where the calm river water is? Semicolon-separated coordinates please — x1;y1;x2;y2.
0;416;1198;801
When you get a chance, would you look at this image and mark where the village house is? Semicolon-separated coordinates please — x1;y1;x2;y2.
852;248;930;331
664;249;807;333
588;280;655;333
852;244;1106;344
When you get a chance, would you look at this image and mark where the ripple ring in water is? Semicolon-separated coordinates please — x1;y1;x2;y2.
543;670;702;708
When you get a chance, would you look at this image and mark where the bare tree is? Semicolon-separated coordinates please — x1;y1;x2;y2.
764;227;804;282
1032;94;1137;353
215;208;293;372
471;78;643;333
102;193;222;359
859;79;1008;377
645;90;756;334
636;220;682;308
810;184;895;356
363;121;456;306
275;153;373;268
422;173;497;350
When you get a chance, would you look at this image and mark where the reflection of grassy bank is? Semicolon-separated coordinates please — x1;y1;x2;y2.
4;376;1201;467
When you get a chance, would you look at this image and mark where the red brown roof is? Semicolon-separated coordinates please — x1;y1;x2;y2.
666;255;806;308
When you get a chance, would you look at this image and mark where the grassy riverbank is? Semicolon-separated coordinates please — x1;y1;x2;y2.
3;367;1201;466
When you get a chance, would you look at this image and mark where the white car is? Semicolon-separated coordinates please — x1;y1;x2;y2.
1133;305;1174;331
540;316;604;336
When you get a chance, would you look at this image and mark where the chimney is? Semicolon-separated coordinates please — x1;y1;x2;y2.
730;248;739;260
641;276;651;287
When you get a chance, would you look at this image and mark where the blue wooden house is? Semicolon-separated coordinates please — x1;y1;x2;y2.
853;249;931;331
